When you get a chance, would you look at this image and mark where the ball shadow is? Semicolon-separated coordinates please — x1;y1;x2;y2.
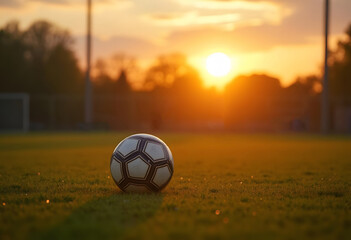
34;192;164;240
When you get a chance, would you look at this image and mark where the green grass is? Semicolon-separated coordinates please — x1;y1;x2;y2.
0;132;350;240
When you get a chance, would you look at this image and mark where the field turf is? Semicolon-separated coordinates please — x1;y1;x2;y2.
0;133;350;240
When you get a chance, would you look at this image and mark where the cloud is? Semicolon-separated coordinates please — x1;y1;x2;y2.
0;0;22;8
3;0;351;61
160;0;351;55
0;0;71;8
33;0;122;5
176;0;283;11
0;0;127;8
142;0;292;34
74;34;159;65
164;20;313;55
34;0;69;4
147;12;241;27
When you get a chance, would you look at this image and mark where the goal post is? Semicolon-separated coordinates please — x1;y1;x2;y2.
0;93;30;132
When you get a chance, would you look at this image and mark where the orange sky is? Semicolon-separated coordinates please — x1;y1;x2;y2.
0;0;350;89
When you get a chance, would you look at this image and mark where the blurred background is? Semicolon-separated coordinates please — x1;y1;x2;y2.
0;0;350;133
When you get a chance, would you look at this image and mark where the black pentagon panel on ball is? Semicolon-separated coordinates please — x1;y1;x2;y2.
110;134;174;193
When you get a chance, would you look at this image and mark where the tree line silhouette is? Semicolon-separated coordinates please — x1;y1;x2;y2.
1;20;350;132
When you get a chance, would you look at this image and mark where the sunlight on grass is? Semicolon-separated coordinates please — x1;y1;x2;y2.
0;133;350;239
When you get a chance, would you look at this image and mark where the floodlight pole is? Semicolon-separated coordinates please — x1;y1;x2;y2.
321;0;330;133
85;0;93;125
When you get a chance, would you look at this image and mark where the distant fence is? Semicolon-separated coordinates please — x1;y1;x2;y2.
225;95;321;132
1;93;351;133
30;95;84;130
28;93;224;131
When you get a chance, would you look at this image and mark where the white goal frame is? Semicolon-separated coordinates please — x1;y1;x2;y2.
0;93;30;132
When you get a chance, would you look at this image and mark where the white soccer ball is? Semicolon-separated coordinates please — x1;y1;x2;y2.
110;133;174;193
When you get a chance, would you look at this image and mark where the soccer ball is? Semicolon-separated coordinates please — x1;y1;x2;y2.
110;133;174;193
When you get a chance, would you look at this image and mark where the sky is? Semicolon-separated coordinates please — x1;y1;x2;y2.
0;0;351;89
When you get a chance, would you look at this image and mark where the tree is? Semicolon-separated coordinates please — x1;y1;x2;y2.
0;21;29;92
329;23;351;102
23;20;82;94
114;70;132;93
226;74;282;98
93;57;132;94
225;74;283;130
111;53;137;75
93;58;115;94
111;53;139;89
169;67;202;94
286;75;321;96
144;53;201;91
43;43;82;94
0;20;82;95
0;20;83;129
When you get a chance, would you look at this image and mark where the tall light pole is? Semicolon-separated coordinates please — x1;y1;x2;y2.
85;0;92;125
321;0;330;133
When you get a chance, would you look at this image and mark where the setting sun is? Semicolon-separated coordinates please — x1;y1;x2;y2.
206;52;232;77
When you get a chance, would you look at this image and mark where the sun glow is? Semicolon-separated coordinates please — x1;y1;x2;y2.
206;52;232;77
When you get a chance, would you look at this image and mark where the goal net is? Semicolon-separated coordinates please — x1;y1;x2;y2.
0;93;29;132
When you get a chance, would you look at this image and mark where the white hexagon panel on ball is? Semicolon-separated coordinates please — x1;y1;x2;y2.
110;157;123;183
115;138;140;157
152;165;172;188
143;142;166;162
126;157;151;180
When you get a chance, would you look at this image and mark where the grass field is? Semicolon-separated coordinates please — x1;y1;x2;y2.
0;132;350;240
